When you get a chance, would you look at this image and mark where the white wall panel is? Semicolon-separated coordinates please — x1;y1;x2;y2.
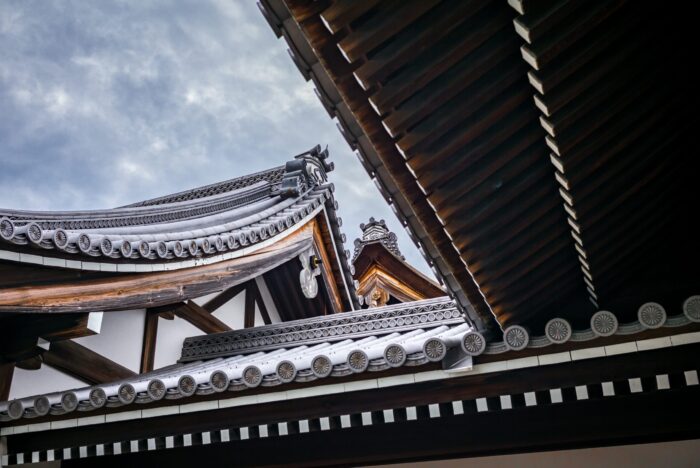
9;365;86;400
153;316;203;370
74;309;146;373
211;291;246;330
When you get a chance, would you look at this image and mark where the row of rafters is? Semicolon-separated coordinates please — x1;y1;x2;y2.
261;0;699;334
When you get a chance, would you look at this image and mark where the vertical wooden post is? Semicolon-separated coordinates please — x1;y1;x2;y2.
244;283;256;328
140;311;159;373
0;362;15;401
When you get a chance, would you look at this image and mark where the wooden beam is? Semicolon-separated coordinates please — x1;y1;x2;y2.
252;281;272;325
43;312;103;341
42;340;136;385
15;355;42;370
175;301;232;334
0;230;314;313
0;312;103;352
140;311;159;373
202;281;248;313
0;362;14;401
244;284;256;328
0;312;106;366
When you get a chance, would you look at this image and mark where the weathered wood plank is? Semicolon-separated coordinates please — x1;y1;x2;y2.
285;0;497;330
0;229;314;313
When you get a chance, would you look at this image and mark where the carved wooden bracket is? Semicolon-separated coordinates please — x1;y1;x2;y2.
299;250;321;299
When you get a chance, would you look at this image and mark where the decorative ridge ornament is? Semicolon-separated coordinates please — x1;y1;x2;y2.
352;217;404;262
279;144;333;198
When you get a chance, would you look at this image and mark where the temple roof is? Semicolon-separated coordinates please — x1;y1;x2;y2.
0;146;347;274
352;217;403;262
352;217;444;306
259;0;699;337
0;297;468;421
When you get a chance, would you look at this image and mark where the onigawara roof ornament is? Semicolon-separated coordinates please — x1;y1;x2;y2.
352;217;404;262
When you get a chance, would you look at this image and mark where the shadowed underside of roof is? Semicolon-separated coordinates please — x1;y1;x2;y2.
0;146;348;270
259;0;699;337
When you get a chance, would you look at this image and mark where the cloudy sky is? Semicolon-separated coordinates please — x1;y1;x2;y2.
0;0;433;276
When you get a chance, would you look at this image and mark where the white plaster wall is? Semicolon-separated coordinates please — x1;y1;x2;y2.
152;316;203;370
74;309;146;373
191;291;219;308
152;279;283;370
9;365;86;400
191;279;281;329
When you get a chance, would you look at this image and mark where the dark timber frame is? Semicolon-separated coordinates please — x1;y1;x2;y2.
260;0;699;336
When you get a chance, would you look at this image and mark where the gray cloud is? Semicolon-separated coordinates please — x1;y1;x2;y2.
0;0;435;279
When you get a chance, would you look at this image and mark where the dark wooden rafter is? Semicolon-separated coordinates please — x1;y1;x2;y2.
265;0;699;334
264;0;498;332
244;280;273;327
506;0;698;325
140;311;159;373
0;312;103;364
151;299;232;334
42;341;136;385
